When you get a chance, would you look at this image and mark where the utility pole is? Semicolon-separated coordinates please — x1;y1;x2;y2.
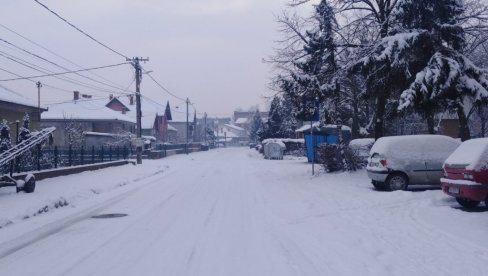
127;57;149;164
186;97;190;154
36;81;42;122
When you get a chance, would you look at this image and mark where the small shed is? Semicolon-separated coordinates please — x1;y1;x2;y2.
296;123;352;162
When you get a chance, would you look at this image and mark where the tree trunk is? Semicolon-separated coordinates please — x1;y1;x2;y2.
374;95;387;140
427;114;436;134
457;106;471;141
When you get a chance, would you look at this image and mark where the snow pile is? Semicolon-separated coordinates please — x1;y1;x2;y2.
444;138;488;171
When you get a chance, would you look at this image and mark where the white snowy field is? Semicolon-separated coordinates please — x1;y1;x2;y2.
0;148;487;276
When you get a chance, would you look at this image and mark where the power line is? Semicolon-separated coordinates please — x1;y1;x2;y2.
0;37;133;93
0;23;128;89
33;0;128;59
0;62;129;81
0;50;128;94
141;67;187;102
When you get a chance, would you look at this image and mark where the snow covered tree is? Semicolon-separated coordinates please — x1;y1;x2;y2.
397;0;488;141
280;94;298;138
0;120;12;174
18;113;32;142
285;0;340;122
249;110;264;143
0;120;11;153
267;96;284;138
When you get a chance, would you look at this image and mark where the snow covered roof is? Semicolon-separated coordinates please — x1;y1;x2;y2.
42;99;136;123
295;123;352;133
0;88;42;109
167;124;177;132
168;105;196;123
224;124;245;132
235;118;248;124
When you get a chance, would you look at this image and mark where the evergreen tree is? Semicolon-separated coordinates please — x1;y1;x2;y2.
18;113;32;142
285;0;339;122
280;94;298;138
249;110;264;143
267;96;284;138
0;120;11;153
396;0;488;141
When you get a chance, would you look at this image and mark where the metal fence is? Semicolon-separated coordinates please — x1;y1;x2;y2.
1;145;132;175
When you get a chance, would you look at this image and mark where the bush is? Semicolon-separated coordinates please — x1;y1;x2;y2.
317;143;364;173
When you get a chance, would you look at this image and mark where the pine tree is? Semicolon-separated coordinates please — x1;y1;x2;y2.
267;96;284;138
396;0;488;141
0;120;12;174
280;94;298;138
286;0;339;122
249;110;264;143
18;113;32;142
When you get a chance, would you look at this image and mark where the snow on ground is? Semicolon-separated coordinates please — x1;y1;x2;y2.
0;148;487;276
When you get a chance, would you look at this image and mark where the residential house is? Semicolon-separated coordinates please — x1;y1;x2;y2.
41;92;136;147
216;124;248;146
0;89;47;138
106;95;176;143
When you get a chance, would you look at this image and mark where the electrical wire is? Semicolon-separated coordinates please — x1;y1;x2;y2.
0;22;128;89
0;37;133;93
141;67;187;102
0;62;130;82
0;50;129;95
33;0;129;59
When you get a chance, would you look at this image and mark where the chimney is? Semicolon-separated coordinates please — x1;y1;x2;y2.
129;94;134;105
109;94;114;100
73;91;80;101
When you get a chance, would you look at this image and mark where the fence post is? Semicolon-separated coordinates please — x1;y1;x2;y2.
109;146;112;161
80;146;85;165
116;146;120;160
91;146;95;164
54;146;58;168
37;144;41;171
68;144;72;166
100;146;104;162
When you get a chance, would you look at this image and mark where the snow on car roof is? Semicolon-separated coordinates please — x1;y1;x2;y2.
444;138;488;171
370;135;459;155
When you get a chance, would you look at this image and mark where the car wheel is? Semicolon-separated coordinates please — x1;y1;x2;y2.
456;197;480;208
372;180;386;191
386;173;408;191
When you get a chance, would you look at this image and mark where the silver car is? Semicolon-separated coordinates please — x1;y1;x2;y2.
366;135;460;191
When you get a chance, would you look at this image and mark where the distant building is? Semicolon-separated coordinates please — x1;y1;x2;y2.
216;124;248;146
233;111;268;132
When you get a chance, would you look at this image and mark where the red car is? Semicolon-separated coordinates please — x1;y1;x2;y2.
441;138;488;208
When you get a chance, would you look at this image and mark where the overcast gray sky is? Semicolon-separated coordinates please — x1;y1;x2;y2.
0;0;314;117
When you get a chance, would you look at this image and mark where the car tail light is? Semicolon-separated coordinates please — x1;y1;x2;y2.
463;173;474;180
380;159;387;167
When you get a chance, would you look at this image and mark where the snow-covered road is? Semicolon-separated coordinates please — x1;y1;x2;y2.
0;148;487;276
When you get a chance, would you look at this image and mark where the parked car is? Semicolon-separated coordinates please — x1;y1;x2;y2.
441;138;488;208
367;135;460;191
349;138;375;165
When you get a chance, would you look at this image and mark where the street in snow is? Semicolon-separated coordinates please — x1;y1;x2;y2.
0;148;487;276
